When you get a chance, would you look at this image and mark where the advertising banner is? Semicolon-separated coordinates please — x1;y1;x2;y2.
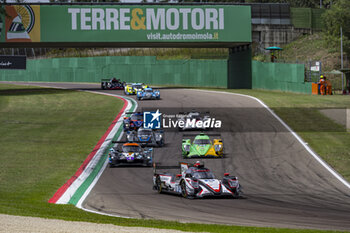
0;55;26;69
1;4;251;44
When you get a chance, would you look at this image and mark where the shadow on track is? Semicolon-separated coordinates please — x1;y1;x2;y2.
0;88;76;96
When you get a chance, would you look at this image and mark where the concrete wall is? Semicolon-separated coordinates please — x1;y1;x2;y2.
252;8;324;53
1;56;312;94
0;56;228;88
252;24;311;50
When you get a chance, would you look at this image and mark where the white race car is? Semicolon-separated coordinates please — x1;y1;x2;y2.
153;161;242;199
177;111;210;130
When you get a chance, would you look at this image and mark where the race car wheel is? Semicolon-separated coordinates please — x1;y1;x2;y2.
157;139;164;147
156;176;162;194
181;181;188;198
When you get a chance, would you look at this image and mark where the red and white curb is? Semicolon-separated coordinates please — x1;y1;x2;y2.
49;91;137;204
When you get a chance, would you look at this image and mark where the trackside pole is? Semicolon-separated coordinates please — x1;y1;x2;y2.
347;108;350;132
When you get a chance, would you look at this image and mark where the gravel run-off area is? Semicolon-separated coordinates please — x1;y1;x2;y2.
0;214;197;233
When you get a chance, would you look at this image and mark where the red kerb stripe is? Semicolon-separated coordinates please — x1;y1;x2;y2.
48;97;127;203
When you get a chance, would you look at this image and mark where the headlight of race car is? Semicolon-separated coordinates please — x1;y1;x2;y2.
183;144;191;152
125;123;129;127
228;179;239;188
137;154;143;159
214;144;222;152
119;154;125;159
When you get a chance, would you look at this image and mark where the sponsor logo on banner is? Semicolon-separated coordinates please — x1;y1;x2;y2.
68;8;224;31
0;56;26;69
67;7;224;41
5;5;40;42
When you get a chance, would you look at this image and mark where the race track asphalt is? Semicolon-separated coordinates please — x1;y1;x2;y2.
6;82;350;231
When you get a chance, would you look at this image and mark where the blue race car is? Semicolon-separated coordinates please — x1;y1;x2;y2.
123;112;143;131
127;127;164;147
137;87;160;100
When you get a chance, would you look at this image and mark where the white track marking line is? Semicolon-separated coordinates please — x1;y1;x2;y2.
192;89;350;190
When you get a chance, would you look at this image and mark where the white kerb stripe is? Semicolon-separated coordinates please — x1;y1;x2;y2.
56;94;136;204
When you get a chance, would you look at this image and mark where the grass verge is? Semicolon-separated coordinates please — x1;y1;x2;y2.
0;84;348;233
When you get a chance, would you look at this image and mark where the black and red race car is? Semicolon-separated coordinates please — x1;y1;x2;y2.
108;142;153;167
101;78;125;90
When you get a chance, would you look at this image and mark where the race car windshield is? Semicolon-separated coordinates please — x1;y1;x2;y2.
133;85;142;89
138;129;152;136
123;146;141;152
188;113;199;117
194;139;210;145
193;171;215;179
131;115;143;121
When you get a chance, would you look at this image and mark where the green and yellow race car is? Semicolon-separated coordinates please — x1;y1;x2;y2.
182;133;223;158
124;83;148;95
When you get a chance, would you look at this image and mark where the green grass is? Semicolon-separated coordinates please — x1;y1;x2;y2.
261;32;342;72
0;83;348;233
0;84;123;218
207;88;350;182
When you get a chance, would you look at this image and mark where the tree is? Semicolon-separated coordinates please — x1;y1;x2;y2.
0;3;6;19
245;0;319;7
322;0;350;54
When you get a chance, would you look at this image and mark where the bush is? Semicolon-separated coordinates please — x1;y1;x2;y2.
322;0;350;55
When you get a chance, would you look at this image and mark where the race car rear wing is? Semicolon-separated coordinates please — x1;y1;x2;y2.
123;112;143;118
153;162;192;175
125;111;143;114
178;111;210;114
112;140;155;144
182;133;221;137
112;140;155;148
126;129;164;134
